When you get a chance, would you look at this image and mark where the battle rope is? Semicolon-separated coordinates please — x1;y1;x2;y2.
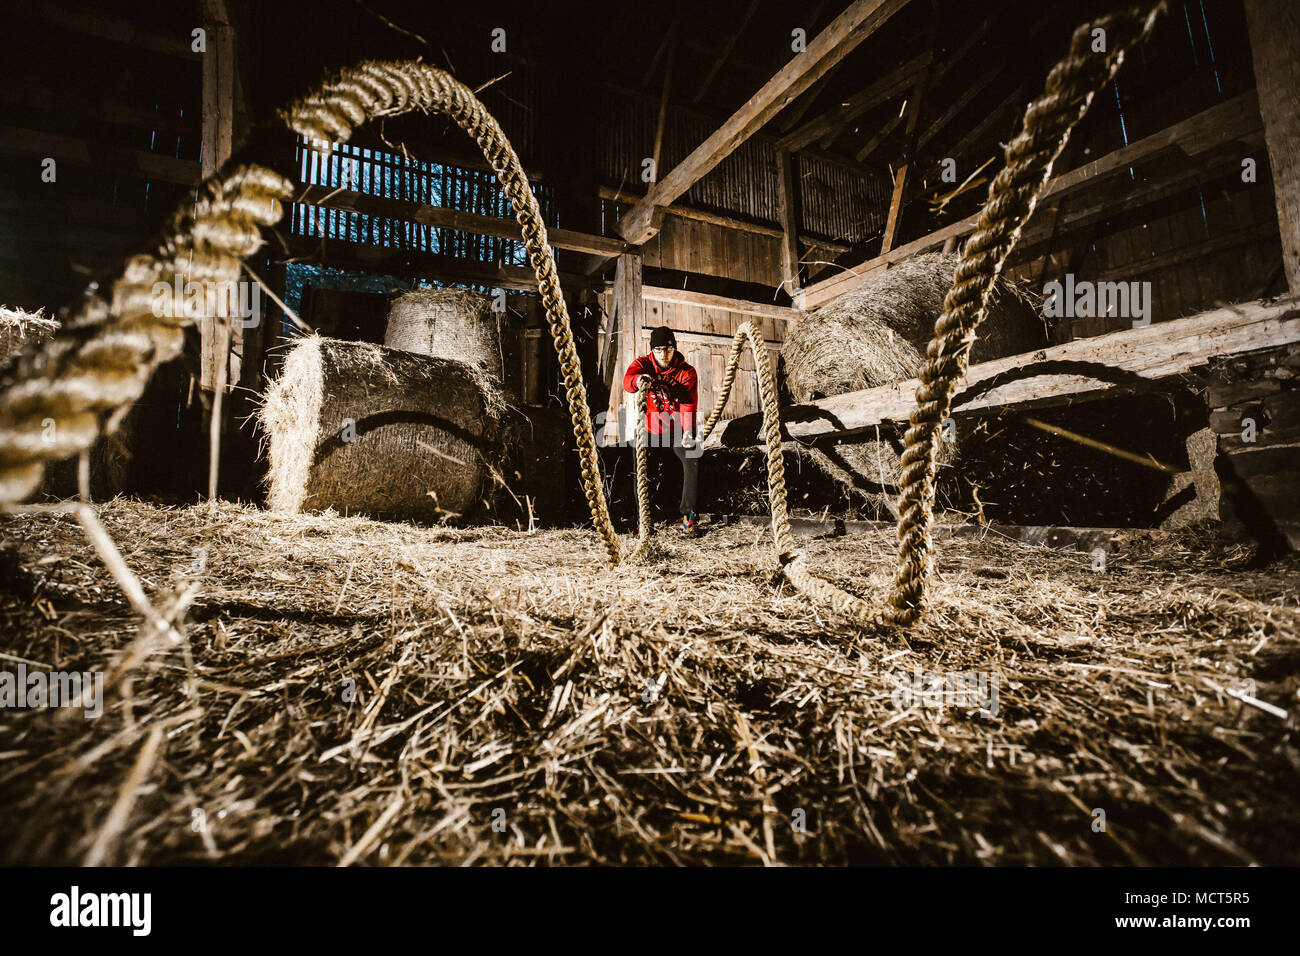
885;1;1165;624
0;2;1163;628
0;167;292;503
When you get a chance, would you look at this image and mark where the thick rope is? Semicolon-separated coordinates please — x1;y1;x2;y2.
283;62;624;566
883;1;1165;625
0;166;292;503
0;3;1163;627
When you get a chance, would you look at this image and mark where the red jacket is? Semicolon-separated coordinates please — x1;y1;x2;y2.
624;352;698;435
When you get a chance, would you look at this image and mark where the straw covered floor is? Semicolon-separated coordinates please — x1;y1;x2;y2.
1;499;1297;865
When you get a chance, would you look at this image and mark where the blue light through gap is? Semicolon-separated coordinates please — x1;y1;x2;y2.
1112;82;1134;181
1182;3;1200;66
1198;0;1223;93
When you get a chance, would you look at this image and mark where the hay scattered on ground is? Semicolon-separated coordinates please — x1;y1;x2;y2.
1;499;1297;865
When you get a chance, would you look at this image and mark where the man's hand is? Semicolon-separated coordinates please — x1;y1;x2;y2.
637;374;652;389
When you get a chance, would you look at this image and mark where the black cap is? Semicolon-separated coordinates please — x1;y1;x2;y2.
649;326;676;349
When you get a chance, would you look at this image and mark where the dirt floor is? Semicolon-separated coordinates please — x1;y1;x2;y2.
1;499;1298;865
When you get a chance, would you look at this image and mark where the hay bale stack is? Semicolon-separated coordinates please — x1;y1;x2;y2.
385;288;521;399
782;252;1045;517
261;336;501;522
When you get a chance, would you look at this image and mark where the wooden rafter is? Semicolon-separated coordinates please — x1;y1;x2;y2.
777;51;930;153
797;91;1263;309
693;0;764;105
616;0;914;247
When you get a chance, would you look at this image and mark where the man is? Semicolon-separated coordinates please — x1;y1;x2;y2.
623;326;699;535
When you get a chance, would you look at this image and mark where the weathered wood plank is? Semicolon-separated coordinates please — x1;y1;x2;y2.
641;285;802;323
1244;0;1300;292
776;148;802;293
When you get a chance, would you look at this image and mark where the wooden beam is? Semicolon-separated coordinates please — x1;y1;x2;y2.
0;192;152;230
0;81;193;135
777;51;931;153
597;185;850;252
797;92;1264;309
604;253;644;420
942;83;1026;165
295;184;628;257
282;236;598;294
1244;0;1300;293
706;296;1300;448
879;38;934;254
638;22;673;88
651;12;680;185
0;124;200;185
200;6;235;179
640;326;782;347
642;285;802;323
914;57;1003;153
1092;221;1279;282
694;0;763;104
1014;133;1266;264
779;61;846;132
854;102;908;163
777;149;802;293
874;7;940;253
11;4;202;60
618;0;913;245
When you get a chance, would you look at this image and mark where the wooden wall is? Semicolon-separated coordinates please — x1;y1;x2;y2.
597;291;790;443
1007;162;1282;340
611;202;783;287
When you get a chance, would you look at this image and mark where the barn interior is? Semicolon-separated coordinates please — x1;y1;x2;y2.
0;0;1297;867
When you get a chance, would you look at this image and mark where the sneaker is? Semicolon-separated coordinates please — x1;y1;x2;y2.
681;512;697;536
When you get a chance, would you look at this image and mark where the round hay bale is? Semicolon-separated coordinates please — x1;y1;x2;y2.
782;252;1046;517
260;336;499;522
385;288;518;389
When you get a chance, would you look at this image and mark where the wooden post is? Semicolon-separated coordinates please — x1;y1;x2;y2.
606;254;644;441
200;0;237;498
777;148;802;294
651;13;679;191
880;60;933;254
1244;0;1300;293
